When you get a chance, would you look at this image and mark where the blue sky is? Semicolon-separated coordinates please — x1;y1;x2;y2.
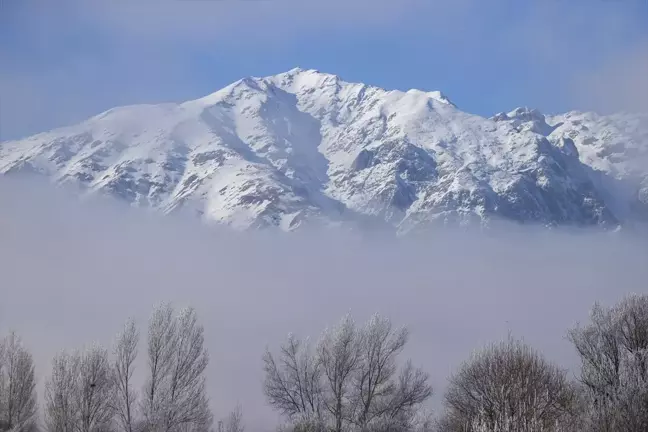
1;0;647;140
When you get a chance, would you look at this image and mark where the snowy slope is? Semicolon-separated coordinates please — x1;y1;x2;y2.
493;107;648;224
1;68;646;232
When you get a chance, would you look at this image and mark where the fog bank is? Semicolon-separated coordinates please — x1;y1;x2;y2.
1;178;646;429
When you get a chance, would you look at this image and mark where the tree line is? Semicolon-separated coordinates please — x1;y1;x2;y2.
1;294;647;432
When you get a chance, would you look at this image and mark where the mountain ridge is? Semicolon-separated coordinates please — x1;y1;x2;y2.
1;68;646;233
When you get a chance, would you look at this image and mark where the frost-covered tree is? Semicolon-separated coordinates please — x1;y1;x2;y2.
76;345;115;432
164;307;212;432
44;345;115;432
45;351;79;432
143;303;177;430
318;314;360;432
142;304;212;432
568;293;648;432
264;313;432;432
217;405;244;432
461;409;579;432
276;418;327;432
438;338;578;432
0;332;37;432
350;315;431;430
112;319;139;432
263;334;323;423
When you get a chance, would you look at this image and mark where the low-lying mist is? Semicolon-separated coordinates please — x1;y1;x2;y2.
1;177;646;429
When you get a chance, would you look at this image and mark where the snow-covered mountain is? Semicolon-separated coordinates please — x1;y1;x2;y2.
493;107;648;224
1;68;646;233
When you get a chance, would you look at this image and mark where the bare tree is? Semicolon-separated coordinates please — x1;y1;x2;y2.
76;344;115;432
143;304;212;432
217;405;244;432
568;293;648;432
439;337;578;432
317;314;360;432
164;307;212;432
350;315;431;430
263;335;322;423
275;418;327;432
45;351;80;432
45;345;115;432
113;319;140;432
0;332;37;432
463;409;579;432
143;303;177;431
264;313;431;432
0;340;4;386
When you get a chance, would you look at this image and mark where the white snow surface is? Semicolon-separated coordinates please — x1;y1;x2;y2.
1;68;647;233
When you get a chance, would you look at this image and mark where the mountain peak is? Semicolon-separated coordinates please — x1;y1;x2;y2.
425;90;456;107
492;106;554;136
508;106;544;119
1;70;645;233
275;67;341;82
268;67;343;90
285;66;324;75
274;68;457;109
